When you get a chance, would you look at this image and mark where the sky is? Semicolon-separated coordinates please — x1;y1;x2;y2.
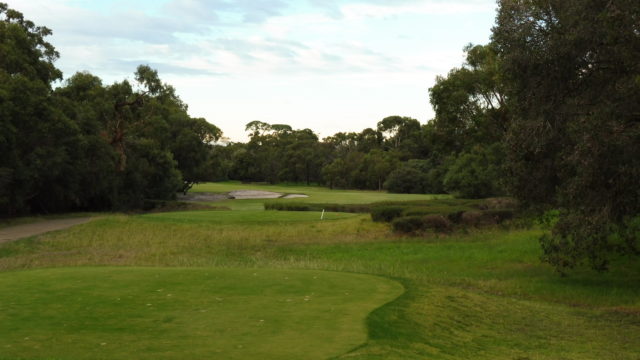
9;0;497;142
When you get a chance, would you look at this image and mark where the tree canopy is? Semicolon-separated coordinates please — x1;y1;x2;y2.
0;3;224;215
493;0;640;271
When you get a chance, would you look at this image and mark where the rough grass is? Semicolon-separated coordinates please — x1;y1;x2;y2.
0;267;401;360
0;182;639;359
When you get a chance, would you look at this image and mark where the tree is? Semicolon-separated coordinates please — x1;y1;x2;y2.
384;160;429;194
377;116;421;159
429;44;508;154
493;0;640;271
0;4;223;214
169;117;222;193
443;144;504;199
0;3;73;215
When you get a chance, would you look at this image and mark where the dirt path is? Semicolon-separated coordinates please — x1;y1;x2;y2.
0;218;92;244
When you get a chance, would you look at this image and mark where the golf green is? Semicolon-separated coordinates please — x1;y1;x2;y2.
0;267;402;360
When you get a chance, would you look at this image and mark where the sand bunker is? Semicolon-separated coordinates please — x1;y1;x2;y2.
282;194;309;199
228;190;283;199
179;190;310;201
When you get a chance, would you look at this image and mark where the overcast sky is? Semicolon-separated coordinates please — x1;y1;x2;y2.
9;0;496;141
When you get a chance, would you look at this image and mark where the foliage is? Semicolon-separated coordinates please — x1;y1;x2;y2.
493;0;640;271
391;215;426;233
264;202;370;213
443;144;504;198
384;162;429;194
370;206;405;222
392;214;453;234
0;4;223;215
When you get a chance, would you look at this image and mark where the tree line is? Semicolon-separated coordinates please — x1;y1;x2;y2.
1;1;638;271
210;43;507;199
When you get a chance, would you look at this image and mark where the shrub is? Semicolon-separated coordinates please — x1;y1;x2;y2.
385;166;427;194
484;209;514;224
461;211;496;227
422;215;452;232
402;207;439;217
391;216;425;233
537;209;560;229
481;197;519;210
264;203;312;211
371;206;405;222
265;202;371;213
323;204;371;213
446;211;465;224
443;145;504;199
391;215;452;233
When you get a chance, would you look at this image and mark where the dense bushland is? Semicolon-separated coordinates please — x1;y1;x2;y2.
0;4;222;216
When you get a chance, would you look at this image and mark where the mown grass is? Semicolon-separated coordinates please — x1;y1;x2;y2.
0;267;401;360
0;182;638;359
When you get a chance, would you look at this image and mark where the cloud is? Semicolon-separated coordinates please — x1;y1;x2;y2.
7;0;495;142
111;59;226;77
163;0;290;24
307;0;494;19
341;1;494;20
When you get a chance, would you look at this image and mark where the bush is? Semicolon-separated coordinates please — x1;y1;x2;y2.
391;216;425;233
537;209;560;229
480;197;519;210
371;206;404;222
422;215;452;232
461;211;496;227
484;209;515;224
264;203;312;211
391;215;452;233
265;202;371;213
446;211;465;224
385;166;427;194
402;207;440;217
323;204;371;213
443;145;504;199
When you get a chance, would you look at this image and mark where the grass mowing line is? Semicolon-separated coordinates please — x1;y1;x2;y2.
0;267;403;360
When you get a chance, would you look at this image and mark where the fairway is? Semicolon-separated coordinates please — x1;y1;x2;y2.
0;267;402;360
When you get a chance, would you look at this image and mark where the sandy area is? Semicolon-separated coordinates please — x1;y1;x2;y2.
0;217;92;243
228;190;283;199
179;190;310;201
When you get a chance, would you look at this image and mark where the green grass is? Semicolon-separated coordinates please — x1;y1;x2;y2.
0;182;638;359
0;267;401;360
